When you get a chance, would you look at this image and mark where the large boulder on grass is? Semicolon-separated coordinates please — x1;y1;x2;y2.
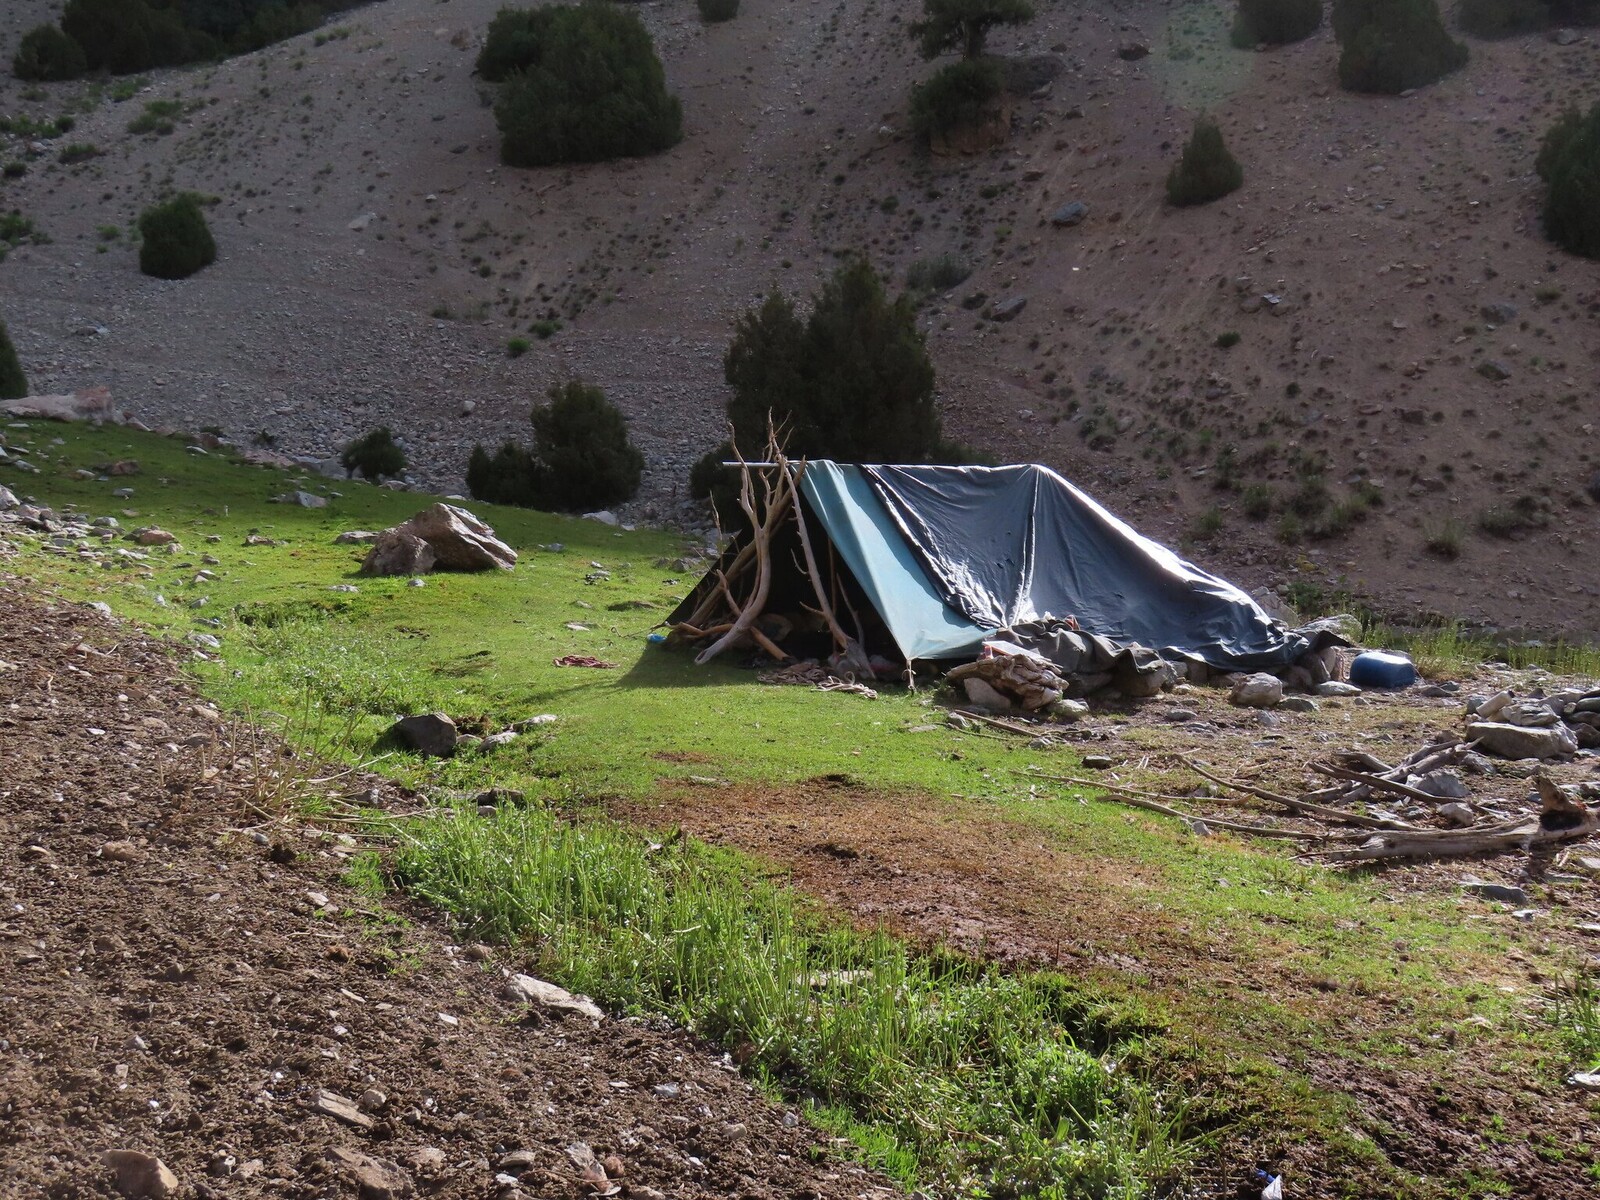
391;503;516;571
360;530;436;577
391;712;458;757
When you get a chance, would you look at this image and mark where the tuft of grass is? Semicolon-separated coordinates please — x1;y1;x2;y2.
1215;330;1241;348
1423;519;1464;560
395;805;1196;1197
1554;978;1600;1071
1240;483;1273;519
1189;506;1224;542
57;142;101;165
506;335;530;358
127;98;183;136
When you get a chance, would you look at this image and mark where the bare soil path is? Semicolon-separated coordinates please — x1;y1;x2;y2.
0;583;895;1200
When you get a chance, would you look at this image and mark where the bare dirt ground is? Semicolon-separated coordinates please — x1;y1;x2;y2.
616;680;1600;1200
1;0;1598;637
0;582;896;1200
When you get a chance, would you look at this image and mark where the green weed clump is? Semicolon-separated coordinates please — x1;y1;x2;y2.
909;58;1003;145
1166;119;1243;207
479;4;682;168
0;319;27;400
137;193;216;279
1537;102;1600;260
1422;519;1464;560
394;806;1194;1198
1231;0;1323;47
127;99;183;136
467;379;643;512
697;0;740;21
1332;0;1467;94
56;142;100;165
12;24;88;81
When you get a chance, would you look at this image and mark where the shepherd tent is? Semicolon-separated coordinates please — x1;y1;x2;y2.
670;461;1328;672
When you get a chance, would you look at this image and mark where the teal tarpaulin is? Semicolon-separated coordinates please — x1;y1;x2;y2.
797;461;988;661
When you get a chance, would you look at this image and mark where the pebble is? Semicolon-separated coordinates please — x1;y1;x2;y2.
1460;881;1527;905
102;1150;179;1198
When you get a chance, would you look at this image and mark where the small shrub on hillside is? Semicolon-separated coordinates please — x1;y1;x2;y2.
0;320;27;400
506;336;530;358
1333;0;1467;94
482;4;682;168
1537;102;1600;260
12;24;88;81
341;427;406;481
909;58;1003;144
1215;330;1242;347
468;380;643;512
0;210;38;248
906;253;972;295
1167;118;1243;207
697;0;740;22
137;193;217;280
1230;0;1323;47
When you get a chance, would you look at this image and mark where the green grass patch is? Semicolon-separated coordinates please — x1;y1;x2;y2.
5;420;1594;1199
395;804;1196;1196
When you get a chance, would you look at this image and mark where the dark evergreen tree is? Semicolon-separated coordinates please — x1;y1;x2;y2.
1333;0;1467;93
909;0;1035;59
0;321;27;401
908;58;1003;144
12;25;88;81
481;4;682;167
1166;118;1244;207
137;193;217;280
1537;102;1600;259
340;427;407;480
721;260;940;463
1230;0;1322;47
467;380;643;511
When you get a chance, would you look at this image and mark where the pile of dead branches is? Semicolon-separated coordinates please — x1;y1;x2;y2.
670;431;874;678
1020;732;1598;863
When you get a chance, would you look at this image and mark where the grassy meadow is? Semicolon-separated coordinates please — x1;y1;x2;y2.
4;420;1598;1198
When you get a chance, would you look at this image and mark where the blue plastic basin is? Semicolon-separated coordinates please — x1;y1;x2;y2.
1348;650;1417;689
